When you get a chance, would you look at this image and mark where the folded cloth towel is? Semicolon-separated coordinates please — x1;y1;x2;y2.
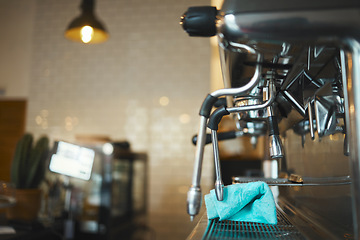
205;181;277;224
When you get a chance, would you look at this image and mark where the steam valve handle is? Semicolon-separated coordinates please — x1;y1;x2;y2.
180;6;217;37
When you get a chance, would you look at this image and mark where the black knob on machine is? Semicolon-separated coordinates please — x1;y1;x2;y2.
180;6;218;37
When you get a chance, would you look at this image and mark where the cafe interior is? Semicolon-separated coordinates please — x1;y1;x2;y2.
0;0;224;239
3;0;358;239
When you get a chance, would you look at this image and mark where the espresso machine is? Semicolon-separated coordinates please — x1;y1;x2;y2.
181;0;360;239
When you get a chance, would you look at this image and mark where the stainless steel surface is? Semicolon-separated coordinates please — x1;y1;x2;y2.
226;80;276;114
218;7;360;42
192;116;208;187
187;80;277;218
187;61;273;218
187;186;202;222
282;90;306;116
186;214;209;240
187;206;306;240
276;44;353;238
183;0;360;238
342;39;360;239
204;209;305;240
211;53;263;98
307;102;315;140
314;82;343;138
187;116;207;220
269;135;284;159
267;85;284;159
211;130;224;201
232;176;351;186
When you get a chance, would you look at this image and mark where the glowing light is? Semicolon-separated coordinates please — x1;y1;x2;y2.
224;14;240;33
64;116;79;131
81;26;94;43
350;105;355;114
35;109;49;127
179;114;191;124
35;116;42;125
102;143;114;155
65;116;72;124
159;96;169;106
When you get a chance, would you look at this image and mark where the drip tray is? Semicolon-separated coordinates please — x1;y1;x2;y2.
201;208;306;240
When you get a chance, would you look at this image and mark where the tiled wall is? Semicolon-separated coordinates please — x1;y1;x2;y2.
0;0;35;97
26;0;214;239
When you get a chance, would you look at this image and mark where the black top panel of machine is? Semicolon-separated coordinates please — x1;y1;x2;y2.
221;0;360;14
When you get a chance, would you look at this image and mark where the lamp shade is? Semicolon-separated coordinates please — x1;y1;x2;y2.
65;0;109;44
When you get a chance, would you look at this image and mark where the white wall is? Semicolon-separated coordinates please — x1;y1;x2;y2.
0;1;214;239
0;0;36;97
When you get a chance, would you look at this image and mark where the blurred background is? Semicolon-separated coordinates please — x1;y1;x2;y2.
0;0;217;239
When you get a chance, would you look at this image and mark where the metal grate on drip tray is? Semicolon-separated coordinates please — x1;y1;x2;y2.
202;208;306;240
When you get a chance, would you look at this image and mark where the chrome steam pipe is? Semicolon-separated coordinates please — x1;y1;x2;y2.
211;130;224;201
187;116;207;221
186;77;279;221
186;47;263;221
267;100;284;159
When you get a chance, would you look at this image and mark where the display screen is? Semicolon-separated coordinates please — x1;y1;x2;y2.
49;141;95;180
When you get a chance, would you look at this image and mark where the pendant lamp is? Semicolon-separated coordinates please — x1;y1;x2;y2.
65;0;109;44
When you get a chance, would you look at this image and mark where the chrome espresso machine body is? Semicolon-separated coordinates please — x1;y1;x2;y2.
181;0;360;239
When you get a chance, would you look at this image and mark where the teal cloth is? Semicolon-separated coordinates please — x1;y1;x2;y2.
204;181;277;224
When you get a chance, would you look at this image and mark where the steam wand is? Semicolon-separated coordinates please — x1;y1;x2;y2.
207;107;231;201
267;103;284;159
207;80;277;201
187;79;277;220
187;116;207;222
186;52;263;221
212;130;224;201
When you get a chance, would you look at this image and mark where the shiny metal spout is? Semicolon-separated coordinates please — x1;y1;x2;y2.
187;185;202;220
211;130;224;201
186;116;207;220
215;179;224;201
269;134;284;159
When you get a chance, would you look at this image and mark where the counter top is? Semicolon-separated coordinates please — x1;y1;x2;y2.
186;214;209;240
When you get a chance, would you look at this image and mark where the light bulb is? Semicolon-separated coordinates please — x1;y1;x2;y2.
81;25;94;43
